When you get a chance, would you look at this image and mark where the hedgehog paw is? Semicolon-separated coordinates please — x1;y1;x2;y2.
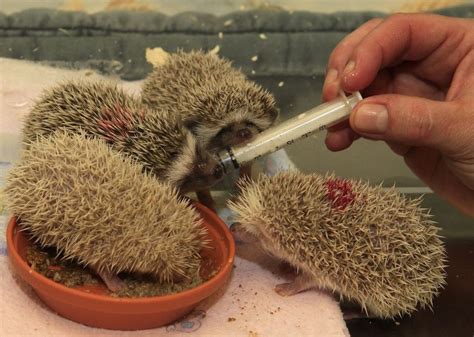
274;274;314;296
96;269;125;292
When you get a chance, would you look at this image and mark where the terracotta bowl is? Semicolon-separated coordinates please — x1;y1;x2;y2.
6;203;235;330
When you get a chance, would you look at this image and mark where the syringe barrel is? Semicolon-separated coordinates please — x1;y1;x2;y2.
216;91;363;172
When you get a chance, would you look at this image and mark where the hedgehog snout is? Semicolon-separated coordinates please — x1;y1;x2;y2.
213;164;224;180
178;152;224;192
196;160;223;181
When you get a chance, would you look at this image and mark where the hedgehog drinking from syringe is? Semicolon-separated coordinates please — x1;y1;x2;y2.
22;80;224;194
142;50;278;207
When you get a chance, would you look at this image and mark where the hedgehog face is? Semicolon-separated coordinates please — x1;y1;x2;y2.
165;133;224;193
187;81;279;152
230;222;260;244
204;120;262;152
179;146;224;193
230;221;286;261
141;51;278;153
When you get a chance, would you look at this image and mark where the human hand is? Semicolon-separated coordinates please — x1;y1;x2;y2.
322;13;474;217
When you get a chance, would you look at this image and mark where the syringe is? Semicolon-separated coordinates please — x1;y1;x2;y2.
215;91;363;174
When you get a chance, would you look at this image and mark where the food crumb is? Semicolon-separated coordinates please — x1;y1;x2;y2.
209;45;220;55
251;55;258;62
26;242;206;298
251;70;256;75
224;19;233;26
278;81;284;87
145;47;170;67
259;33;267;40
218;32;224;39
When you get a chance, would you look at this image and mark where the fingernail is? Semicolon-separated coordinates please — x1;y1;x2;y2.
353;104;388;134
343;60;356;75
325;68;338;84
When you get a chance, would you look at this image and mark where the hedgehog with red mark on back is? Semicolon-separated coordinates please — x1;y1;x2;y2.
228;171;447;319
22;80;223;193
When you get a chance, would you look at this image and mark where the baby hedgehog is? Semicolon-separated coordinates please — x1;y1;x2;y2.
22;80;223;193
228;172;447;319
5;132;206;291
141;50;278;152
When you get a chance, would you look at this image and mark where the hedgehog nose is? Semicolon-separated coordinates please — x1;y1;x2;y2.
212;165;223;180
237;128;252;141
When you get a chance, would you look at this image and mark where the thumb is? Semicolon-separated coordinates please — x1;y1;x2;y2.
349;94;460;153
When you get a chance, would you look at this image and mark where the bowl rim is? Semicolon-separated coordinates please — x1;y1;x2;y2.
6;203;235;305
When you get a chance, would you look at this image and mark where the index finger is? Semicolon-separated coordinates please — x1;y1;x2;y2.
323;18;383;101
341;13;468;92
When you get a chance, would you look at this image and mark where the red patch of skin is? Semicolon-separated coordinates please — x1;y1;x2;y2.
325;178;356;210
98;103;139;143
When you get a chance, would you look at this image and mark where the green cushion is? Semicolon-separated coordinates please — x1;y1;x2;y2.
1;6;472;80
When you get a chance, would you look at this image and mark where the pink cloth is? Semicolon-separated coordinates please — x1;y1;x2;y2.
1;244;348;336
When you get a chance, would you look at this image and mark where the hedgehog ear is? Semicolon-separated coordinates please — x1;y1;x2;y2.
145;47;170;68
184;119;200;133
267;106;279;123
